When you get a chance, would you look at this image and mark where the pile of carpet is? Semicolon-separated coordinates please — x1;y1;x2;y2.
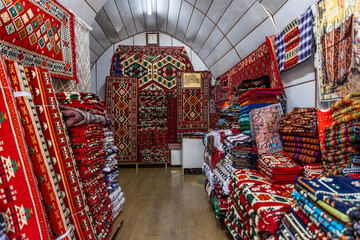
57;92;114;239
236;87;284;136
279;107;322;166
322;93;360;176
280;176;360;239
104;128;125;219
138;94;170;163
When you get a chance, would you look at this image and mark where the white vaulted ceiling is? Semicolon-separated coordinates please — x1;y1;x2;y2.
60;0;318;78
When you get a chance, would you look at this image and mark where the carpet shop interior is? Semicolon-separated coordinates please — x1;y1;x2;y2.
0;0;360;239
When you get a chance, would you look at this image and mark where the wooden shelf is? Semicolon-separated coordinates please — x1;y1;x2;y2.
109;211;124;240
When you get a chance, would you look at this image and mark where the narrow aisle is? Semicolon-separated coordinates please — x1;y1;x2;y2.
115;167;231;240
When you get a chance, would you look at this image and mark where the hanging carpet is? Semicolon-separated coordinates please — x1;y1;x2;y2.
106;77;138;162
177;71;210;134
0;0;77;81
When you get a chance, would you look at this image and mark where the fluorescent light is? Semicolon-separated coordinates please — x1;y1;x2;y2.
147;0;152;15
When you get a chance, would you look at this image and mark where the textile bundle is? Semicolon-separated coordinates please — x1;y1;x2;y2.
280;107;322;167
138;94;170;163
25;66;98;239
57;92;114;239
4;60;73;239
322;93;360;176
0;55;52;239
280;176;360;239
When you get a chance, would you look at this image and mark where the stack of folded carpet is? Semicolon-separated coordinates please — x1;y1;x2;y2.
227;169;294;239
280;176;360;239
322;93;360;176
223;132;257;169
236;87;284;136
279;107;322;166
103;128;125;219
303;164;323;178
257;151;303;184
138;94;170;163
57;92;113;239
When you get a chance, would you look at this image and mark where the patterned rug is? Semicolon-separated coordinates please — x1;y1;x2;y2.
167;97;178;143
110;45;193;95
25;66;98;239
0;55;52;239
106;77;138;162
217;42;282;101
0;0;77;81
177;71;210;134
5;60;73;239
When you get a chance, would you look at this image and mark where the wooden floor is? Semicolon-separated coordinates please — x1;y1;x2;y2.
114;166;232;240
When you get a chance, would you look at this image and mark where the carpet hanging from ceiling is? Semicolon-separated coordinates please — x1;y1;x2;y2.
5;59;74;239
106;76;138;162
315;0;360;101
110;45;193;95
218;42;282;101
177;71;210;134
0;55;52;240
25;66;98;239
0;0;77;81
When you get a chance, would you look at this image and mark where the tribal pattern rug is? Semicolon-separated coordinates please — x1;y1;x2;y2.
5;60;73;239
110;45;193;95
106;77;138;162
177;71;210;134
25;66;98;239
0;55;51;239
167;97;178;143
0;0;77;81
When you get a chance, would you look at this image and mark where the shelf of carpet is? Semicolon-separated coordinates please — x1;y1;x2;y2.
110;210;124;240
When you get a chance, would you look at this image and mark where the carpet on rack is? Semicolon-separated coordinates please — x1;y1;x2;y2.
25;66;98;239
177;71;210;134
0;0;77;81
0;55;52;240
5;60;73;239
105;77;138;162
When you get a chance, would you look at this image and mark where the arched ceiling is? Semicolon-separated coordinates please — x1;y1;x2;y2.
59;0;317;78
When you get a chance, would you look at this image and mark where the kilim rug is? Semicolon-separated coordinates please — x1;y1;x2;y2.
218;42;282;101
177;71;210;134
106;77;138;162
316;0;360;101
167;97;178;143
25;66;98;239
0;55;51;239
0;0;77;81
5;60;74;239
110;45;193;95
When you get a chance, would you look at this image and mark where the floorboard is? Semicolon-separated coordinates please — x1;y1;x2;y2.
114;166;231;240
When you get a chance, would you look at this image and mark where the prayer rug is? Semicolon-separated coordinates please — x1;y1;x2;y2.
25;66;98;239
5;60;73;239
274;7;313;71
110;45;193;94
177;71;210;134
167;97;178;143
106;77;138;162
0;0;77;81
218;42;282;101
0;56;51;239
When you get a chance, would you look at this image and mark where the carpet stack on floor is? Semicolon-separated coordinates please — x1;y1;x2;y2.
279;107;322;167
57;92;114;239
257;151;303;184
103;128;125;219
279;176;360;239
227;169;295;239
138;95;170;163
322;93;360;176
235;87;284;136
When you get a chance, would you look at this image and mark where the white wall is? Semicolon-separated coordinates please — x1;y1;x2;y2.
90;32;212;100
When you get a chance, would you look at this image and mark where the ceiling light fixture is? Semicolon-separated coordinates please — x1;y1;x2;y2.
147;0;152;15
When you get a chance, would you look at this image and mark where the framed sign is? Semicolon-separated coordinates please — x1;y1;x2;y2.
182;72;202;88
